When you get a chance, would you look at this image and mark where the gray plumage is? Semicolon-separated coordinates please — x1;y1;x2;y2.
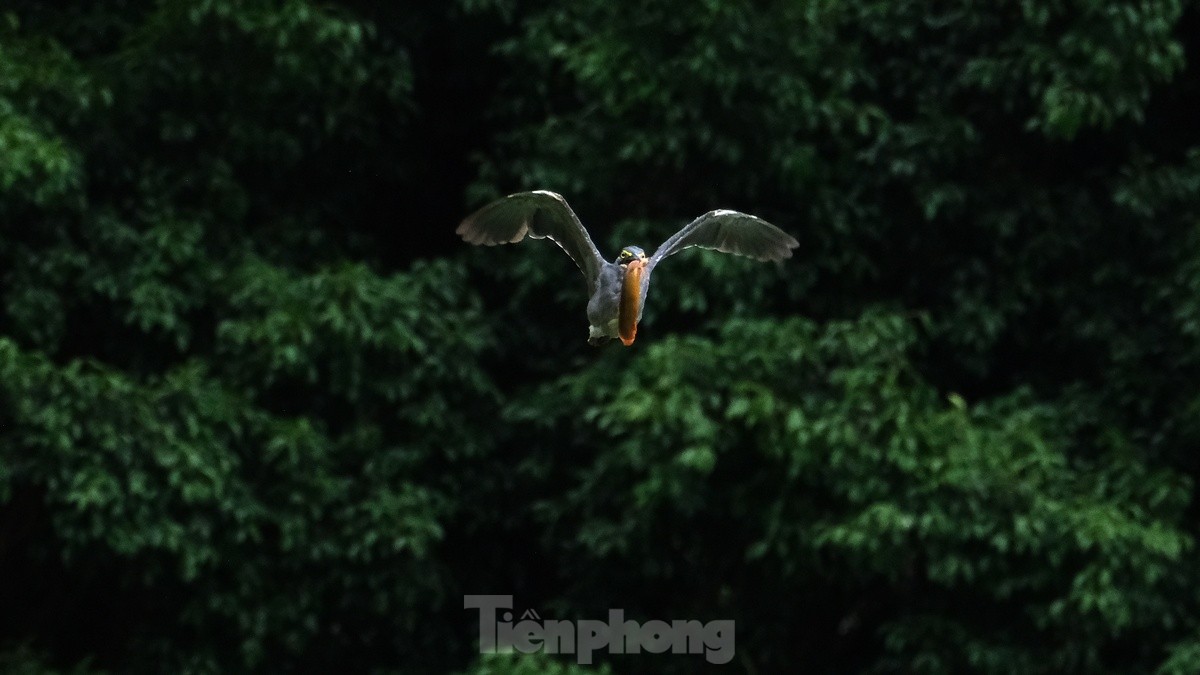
456;190;799;345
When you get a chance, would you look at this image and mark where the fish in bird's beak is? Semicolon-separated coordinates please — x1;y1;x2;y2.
619;259;644;346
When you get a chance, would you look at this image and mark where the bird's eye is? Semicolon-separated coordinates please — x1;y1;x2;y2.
620;250;630;258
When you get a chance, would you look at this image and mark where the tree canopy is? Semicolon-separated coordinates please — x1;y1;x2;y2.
2;1;1199;673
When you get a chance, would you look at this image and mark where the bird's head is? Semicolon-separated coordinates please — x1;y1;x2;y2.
616;246;648;266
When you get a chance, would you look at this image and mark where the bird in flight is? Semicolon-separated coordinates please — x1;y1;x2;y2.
456;190;799;346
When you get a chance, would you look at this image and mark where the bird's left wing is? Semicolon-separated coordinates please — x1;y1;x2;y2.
457;190;607;294
648;209;798;271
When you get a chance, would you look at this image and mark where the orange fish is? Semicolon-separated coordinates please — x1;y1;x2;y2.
619;259;643;345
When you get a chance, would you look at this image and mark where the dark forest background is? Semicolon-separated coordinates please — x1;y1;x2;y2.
2;0;1200;673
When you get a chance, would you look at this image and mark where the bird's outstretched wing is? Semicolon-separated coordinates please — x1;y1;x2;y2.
648;209;798;271
457;190;607;294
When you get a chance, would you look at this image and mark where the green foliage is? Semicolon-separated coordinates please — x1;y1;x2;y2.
458;652;612;675
2;0;1199;673
506;315;1191;672
0;646;103;675
0;257;493;668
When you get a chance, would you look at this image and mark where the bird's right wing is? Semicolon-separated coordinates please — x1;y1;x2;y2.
648;209;798;271
456;190;607;294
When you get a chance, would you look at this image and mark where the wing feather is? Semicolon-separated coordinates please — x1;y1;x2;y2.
457;191;607;294
648;209;798;270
